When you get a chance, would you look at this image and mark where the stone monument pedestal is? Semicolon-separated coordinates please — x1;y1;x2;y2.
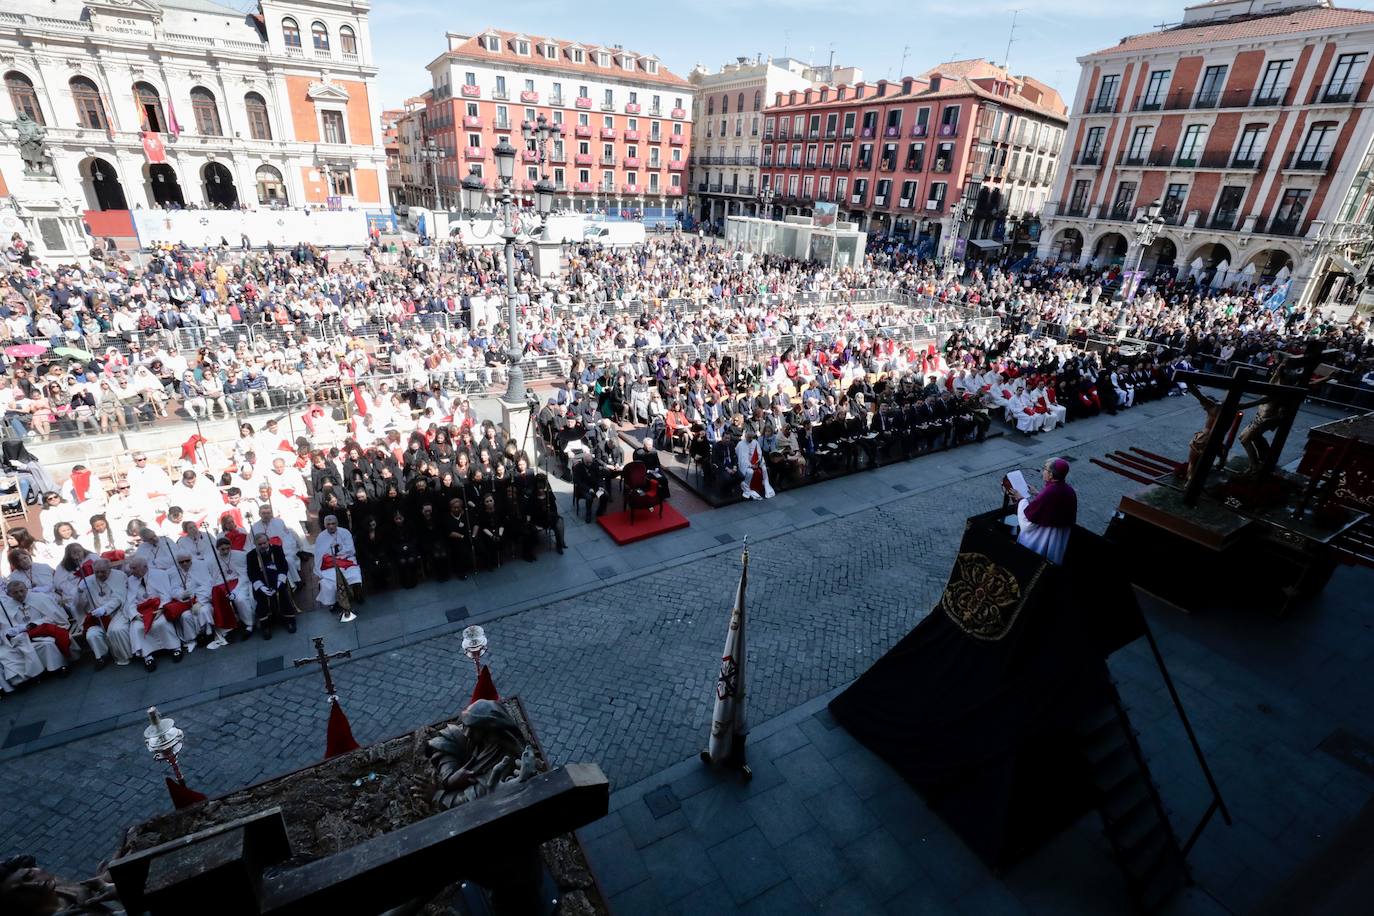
500;397;538;460
532;239;563;278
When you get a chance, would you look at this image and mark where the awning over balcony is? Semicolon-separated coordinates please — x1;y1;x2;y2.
966;238;1004;250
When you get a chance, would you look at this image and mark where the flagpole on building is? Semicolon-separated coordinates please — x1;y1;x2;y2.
700;538;752;780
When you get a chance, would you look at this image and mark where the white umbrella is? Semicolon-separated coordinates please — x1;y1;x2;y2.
702;542;751;776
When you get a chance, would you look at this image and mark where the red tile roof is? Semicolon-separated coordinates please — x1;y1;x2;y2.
1088;6;1374;57
440;28;691;88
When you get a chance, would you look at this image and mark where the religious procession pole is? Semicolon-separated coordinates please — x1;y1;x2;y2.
700;539;752;780
294;636;360;758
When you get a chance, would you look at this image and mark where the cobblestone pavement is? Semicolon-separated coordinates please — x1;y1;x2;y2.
0;399;1346;876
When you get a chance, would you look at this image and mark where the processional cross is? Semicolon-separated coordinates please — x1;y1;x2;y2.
1174;340;1331;507
294;636;352;700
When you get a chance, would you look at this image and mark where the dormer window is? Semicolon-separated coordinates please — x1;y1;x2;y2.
596;51;611;67
514;39;530;55
482;34;501;52
542;43;557;58
571;48;585;64
646;60;658;75
622;56;636;72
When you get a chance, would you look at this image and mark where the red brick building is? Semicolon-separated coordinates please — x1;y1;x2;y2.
1040;0;1374;305
422;28;693;215
761;60;1067;258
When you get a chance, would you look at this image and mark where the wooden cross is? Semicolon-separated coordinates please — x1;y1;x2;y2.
294;636;351;701
1174;340;1331;506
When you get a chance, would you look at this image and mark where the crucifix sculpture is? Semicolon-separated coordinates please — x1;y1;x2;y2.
294;636;352;700
1174;340;1331;506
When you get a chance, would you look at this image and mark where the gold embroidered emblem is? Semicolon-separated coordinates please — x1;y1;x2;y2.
939;552;1028;640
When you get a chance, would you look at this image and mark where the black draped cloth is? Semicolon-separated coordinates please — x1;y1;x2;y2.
829;510;1144;870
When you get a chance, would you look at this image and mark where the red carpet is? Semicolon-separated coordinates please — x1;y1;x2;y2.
597;502;691;545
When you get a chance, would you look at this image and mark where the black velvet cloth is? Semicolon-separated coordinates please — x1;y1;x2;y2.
829;510;1145;869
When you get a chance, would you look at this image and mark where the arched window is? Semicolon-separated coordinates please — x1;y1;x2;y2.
339;25;357;56
721;94;729;114
244;92;272;140
69;77;107;130
737;92;745;113
133;81;165;133
255;164;288;205
282;17;301;48
190;86;222;136
311;21;330;52
753;90;761;111
5;72;43;124
707;97;714;115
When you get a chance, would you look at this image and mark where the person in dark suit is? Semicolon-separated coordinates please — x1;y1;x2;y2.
246;532;294;638
631;437;671;499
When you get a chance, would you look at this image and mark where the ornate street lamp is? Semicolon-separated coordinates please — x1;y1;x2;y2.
418;138;447;210
1118;199;1165;304
460;117;561;403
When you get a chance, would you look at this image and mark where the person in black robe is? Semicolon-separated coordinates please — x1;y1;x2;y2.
474;494;505;570
443;496;473;580
630;437;672;499
414;502;450;582
389;509;423;588
246;533;294;637
357;514;392;591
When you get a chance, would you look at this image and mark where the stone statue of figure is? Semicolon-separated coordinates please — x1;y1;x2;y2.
0;113;52;174
426;699;539;809
0;854;122;914
1184;383;1267;485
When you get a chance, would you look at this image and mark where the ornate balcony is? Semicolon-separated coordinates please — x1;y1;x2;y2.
521;149;539;161
460;85;480;98
883;126;900;138
574;181;595;192
574;153;593;165
601;128;617;139
860;127;875;139
669;135;685;145
937;124;958;138
647;133;663;143
671;108;686;119
666;185;684;196
667;160;685;171
518;91;538;104
625;102;640;114
910;124;927;138
464;146;485;159
574;125;593;138
624;130;640;141
624;156;640;168
462;115;482;128
575;97;593;108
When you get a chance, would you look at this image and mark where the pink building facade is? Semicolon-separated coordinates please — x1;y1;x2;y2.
762;60;1066;257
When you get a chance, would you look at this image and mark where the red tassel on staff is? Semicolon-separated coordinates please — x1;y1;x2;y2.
470;665;500;704
165;777;207;810
325;697;360;758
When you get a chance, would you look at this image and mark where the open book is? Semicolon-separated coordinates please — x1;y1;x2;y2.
1005;470;1031;500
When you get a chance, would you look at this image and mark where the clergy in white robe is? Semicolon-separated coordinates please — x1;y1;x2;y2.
76;561;130;667
167;549;215;650
133;529;179;575
5;550;56;597
122;557;182;669
314;516;362;615
735;431;775;500
1015;458;1078;566
1007;391;1047;433
1032;384;1068;430
252;508;301;586
0;625;41;691
194;539;253;640
1;580;75;673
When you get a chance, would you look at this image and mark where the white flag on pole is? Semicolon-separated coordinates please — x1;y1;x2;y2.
706;544;749;764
